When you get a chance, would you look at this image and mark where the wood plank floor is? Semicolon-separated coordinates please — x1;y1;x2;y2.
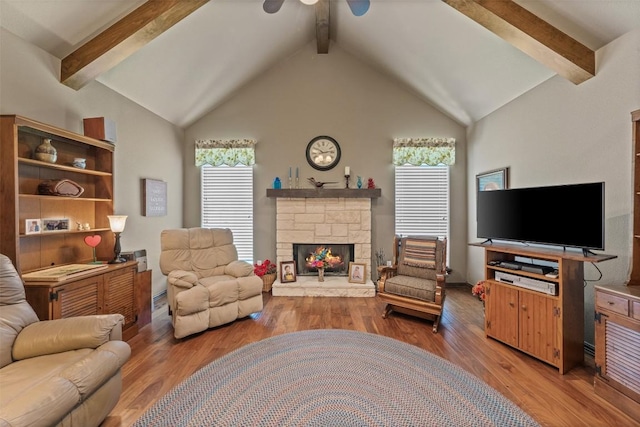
102;286;636;427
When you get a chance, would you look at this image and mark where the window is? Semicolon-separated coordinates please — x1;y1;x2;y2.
201;165;253;262
394;165;449;240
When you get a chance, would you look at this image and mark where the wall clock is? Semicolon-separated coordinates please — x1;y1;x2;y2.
306;136;341;171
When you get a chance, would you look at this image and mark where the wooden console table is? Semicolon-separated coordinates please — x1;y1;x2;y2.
24;261;140;341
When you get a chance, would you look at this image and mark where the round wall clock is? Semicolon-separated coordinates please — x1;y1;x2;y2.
306;136;341;171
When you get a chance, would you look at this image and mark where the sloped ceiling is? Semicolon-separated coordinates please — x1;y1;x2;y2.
1;0;639;128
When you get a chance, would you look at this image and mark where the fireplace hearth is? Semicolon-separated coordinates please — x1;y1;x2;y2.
272;196;375;297
293;243;355;276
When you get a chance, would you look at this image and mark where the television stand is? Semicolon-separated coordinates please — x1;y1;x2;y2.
470;241;616;374
582;248;598;257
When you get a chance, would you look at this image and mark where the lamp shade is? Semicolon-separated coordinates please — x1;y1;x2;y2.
107;215;127;233
300;0;318;4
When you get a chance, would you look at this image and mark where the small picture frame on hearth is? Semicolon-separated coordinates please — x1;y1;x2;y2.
348;262;366;284
280;261;296;283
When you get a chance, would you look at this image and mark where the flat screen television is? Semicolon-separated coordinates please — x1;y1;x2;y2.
476;182;605;250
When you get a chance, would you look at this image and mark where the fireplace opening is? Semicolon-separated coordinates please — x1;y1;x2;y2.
293;243;355;276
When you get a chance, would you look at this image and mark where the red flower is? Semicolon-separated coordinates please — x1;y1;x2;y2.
254;259;276;277
472;281;486;302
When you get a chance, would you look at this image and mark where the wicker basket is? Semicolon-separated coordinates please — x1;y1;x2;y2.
261;273;277;292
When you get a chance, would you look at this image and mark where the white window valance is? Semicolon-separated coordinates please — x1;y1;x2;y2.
195;139;256;166
392;137;456;166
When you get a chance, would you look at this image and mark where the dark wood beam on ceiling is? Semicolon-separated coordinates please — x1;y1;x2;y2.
61;0;209;90
442;0;595;84
316;0;330;54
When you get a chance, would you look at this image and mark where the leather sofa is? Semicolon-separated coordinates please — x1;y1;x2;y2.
160;227;263;339
0;254;131;427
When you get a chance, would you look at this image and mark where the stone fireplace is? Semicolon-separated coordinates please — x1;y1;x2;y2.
269;189;379;297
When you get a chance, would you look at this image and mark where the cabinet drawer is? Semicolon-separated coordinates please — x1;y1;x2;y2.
596;291;629;316
633;301;640;321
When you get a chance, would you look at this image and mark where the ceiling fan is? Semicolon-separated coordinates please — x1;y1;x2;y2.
263;0;370;17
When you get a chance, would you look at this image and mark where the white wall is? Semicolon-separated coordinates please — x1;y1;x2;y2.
0;29;184;297
466;29;640;344
184;42;468;283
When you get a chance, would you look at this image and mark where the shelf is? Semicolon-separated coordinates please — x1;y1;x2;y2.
469;241;616;263
14;116;115;151
18;158;112;176
266;188;381;198
487;265;559;283
20;228;110;238
19;194;112;202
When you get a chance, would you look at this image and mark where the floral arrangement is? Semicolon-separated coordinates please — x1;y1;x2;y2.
254;259;276;277
472;280;486;302
309;247;330;269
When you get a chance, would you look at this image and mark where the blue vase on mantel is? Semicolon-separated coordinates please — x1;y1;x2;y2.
273;177;282;189
357;176;363;189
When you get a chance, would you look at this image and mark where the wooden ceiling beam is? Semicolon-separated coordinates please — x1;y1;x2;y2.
316;0;330;54
61;0;209;90
443;0;595;84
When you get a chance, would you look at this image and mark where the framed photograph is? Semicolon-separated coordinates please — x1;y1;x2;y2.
348;262;366;284
280;261;296;283
25;219;42;235
476;167;509;192
42;218;70;232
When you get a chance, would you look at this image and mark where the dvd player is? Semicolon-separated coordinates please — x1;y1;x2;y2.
495;271;557;295
497;261;554;275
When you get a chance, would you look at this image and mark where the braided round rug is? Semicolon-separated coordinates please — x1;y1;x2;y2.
134;329;539;427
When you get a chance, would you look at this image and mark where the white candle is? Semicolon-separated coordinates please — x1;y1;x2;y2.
345;166;350;176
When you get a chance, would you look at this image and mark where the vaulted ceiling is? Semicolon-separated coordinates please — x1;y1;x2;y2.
1;0;639;128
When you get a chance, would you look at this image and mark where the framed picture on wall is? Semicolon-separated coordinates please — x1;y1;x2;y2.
280;261;296;283
476;167;509;192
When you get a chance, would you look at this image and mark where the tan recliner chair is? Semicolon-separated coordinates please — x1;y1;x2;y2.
159;227;263;339
0;254;131;427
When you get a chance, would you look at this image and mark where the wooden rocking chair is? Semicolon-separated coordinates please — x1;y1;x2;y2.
377;235;447;333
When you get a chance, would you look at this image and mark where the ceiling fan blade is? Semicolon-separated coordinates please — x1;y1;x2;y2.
346;0;369;16
263;0;285;14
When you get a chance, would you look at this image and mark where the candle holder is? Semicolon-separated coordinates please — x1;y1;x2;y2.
345;174;350;189
288;177;292;189
296;177;299;189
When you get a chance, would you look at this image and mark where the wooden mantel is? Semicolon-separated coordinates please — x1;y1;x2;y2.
266;188;381;198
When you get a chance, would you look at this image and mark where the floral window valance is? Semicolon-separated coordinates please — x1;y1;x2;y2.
392;137;455;166
195;139;256;166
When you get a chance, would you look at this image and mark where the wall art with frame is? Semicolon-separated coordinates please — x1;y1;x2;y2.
476;167;509;192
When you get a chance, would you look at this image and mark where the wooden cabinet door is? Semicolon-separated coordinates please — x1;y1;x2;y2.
486;282;519;347
519;291;558;365
52;275;103;319
103;266;136;330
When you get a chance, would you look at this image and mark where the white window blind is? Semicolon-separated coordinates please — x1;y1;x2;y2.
201;165;253;262
395;165;449;239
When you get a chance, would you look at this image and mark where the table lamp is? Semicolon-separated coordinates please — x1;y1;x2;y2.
107;215;127;264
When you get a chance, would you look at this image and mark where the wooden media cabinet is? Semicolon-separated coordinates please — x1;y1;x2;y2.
470;242;615;374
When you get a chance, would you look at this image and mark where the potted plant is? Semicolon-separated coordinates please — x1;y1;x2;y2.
254;259;277;292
